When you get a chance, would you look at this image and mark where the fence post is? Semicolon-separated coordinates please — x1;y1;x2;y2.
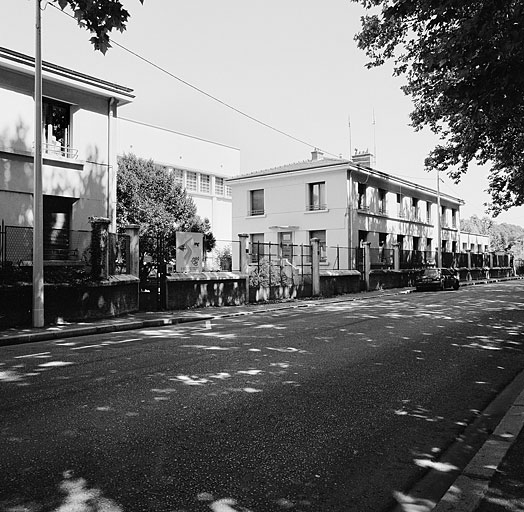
311;238;321;296
124;224;140;277
393;243;400;271
363;242;371;290
238;233;249;274
89;216;110;280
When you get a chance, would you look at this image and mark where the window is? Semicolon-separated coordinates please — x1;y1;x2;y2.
426;202;432;223
441;206;447;227
215;177;224;195
378;189;387;214
308;182;326;211
225;185;232;197
358;230;368;246
412;198;419;220
280;232;293;260
358;183;367;209
427;238;433;251
200;174;210;193
451;209;457;228
249;189;264;216
250;233;264;263
397;194;403;217
310;230;326;262
413;236;420;252
43;97;73;158
186;171;197;191
173;169;183;186
397;234;405;250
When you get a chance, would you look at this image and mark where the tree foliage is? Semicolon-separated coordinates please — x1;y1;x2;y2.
51;0;144;54
117;153;216;279
353;0;524;215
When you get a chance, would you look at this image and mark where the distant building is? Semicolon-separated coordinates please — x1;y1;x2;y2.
116;118;240;246
228;150;469;269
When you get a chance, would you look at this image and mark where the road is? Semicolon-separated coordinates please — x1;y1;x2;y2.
1;281;524;512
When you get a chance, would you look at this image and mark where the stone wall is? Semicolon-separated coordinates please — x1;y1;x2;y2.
0;275;139;328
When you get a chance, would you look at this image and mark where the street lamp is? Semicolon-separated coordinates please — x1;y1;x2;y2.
436;169;442;268
33;0;44;327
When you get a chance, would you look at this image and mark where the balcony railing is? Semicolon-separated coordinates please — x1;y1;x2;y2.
248;209;265;216
42;142;79;160
307;204;327;211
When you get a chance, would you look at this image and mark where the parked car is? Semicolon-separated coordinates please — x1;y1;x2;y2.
415;267;460;291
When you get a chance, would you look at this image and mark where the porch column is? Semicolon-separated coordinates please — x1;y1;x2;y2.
466;249;472;269
124;224;140;277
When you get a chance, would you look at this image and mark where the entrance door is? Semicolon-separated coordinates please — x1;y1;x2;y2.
279;232;293;261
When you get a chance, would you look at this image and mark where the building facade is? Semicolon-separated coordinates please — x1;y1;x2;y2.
228;150;470;269
0;46;134;235
116;117;240;246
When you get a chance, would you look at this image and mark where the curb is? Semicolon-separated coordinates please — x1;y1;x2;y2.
433;384;524;512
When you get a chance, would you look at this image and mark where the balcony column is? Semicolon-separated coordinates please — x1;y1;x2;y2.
466;249;472;269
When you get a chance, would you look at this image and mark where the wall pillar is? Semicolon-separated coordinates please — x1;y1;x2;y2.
124;224;140;277
393;243;400;271
311;238;321;296
466;249;472;269
363;241;371;290
90;216;110;280
238;233;249;274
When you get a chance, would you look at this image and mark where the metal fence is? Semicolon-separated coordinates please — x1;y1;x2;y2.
0;222;131;281
108;232;131;275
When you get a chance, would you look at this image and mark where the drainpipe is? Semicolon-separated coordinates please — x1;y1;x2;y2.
347;169;354;269
107;98;117;233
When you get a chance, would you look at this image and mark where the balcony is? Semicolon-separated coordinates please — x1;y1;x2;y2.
40;142;79;160
307;204;327;211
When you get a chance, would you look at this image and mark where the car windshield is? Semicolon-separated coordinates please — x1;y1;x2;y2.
422;269;440;277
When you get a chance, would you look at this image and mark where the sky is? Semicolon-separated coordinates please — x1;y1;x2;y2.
2;0;523;226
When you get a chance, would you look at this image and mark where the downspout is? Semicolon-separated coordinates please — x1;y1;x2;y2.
108;97;117;232
347;168;354;269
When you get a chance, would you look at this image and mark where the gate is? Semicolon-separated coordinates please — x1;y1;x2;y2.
139;233;173;311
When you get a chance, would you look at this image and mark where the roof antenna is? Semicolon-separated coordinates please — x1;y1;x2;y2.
348;114;352;160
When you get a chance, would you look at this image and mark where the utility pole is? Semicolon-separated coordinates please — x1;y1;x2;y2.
436;169;442;268
33;0;44;327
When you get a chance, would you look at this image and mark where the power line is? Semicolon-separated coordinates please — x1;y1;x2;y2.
49;2;341;159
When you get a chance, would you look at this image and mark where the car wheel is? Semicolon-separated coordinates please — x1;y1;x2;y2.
453;281;459;290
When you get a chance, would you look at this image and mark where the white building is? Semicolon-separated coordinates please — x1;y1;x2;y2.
228;150;467;269
116;117;240;246
0;46;134;235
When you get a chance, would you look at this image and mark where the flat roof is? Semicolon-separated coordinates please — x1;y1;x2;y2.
0;46;135;105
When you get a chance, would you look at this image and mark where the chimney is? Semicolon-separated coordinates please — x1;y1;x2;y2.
352;149;375;168
311;149;324;161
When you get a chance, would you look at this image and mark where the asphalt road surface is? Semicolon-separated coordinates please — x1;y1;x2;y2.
1;281;524;512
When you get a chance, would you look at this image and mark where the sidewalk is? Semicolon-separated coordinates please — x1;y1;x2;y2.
1;278;523;511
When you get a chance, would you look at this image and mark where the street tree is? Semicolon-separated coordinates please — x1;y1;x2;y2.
51;0;144;54
352;1;524;215
117;153;216;280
